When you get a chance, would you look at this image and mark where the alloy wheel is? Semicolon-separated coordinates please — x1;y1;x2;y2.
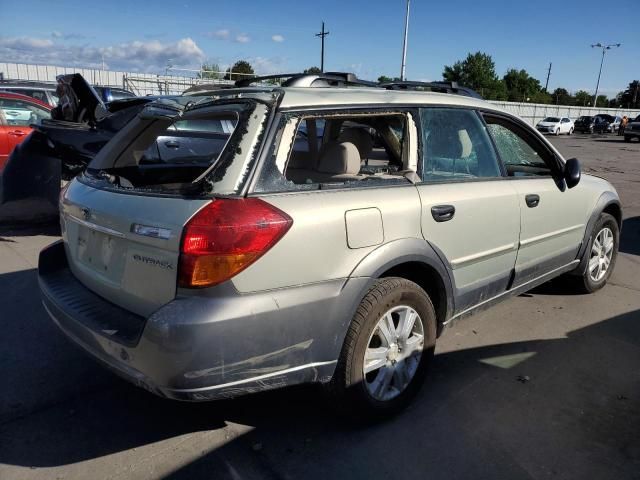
363;306;425;401
589;227;614;282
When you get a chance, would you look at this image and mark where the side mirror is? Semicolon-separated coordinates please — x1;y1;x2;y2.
564;158;581;189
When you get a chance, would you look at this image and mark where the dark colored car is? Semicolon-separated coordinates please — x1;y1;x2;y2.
0;92;52;170
92;86;137;102
624;115;640;142
574;115;595;133
0;74;153;209
593;114;622;134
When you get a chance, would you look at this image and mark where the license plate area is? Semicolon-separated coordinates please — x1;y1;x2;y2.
76;224;127;283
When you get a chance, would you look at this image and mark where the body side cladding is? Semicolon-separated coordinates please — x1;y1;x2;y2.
571;191;622;276
347;237;455;332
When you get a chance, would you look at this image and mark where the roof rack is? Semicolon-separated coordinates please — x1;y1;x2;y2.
235;72;378;88
381;81;482;99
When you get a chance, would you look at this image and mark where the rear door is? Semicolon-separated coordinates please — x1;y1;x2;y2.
483;113;591;286
416;107;520;313
0;110;9;168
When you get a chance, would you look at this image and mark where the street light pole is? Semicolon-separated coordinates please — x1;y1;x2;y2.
590;43;620;107
400;0;410;81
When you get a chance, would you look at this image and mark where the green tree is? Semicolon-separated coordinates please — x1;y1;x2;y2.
502;68;544;102
198;63;221;80
595;95;608;108
224;60;255;81
551;87;573;105
377;75;394;84
574;90;592;106
618;80;640;109
304;66;322;74
443;52;505;100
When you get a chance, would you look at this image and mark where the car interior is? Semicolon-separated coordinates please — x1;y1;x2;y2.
284;113;408;185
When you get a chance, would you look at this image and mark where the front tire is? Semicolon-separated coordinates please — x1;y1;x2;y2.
574;213;619;293
624;135;631;142
555;128;560;136
568;127;574;135
328;277;437;419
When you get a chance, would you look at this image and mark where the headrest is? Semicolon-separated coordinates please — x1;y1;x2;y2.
338;128;374;159
426;130;462;159
317;142;361;175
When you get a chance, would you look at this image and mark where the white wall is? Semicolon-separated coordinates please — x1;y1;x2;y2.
2;62;639;121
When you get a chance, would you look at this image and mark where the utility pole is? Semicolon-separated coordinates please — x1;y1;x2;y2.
316;22;329;73
400;0;411;81
590;42;621;107
544;62;552;92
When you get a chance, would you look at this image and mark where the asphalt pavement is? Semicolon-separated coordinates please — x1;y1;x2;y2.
0;133;639;480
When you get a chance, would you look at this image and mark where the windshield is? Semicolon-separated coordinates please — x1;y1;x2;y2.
543;117;560;122
578;116;592;121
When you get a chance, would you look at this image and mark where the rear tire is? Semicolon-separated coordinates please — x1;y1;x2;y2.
624;136;631;142
568;127;574;135
327;277;437;420
572;213;619;293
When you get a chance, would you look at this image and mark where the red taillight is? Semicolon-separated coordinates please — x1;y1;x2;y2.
178;198;292;288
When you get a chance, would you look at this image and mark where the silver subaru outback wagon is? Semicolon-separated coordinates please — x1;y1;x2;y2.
39;74;621;418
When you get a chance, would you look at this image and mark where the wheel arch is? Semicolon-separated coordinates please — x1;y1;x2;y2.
573;192;622;275
348;238;455;335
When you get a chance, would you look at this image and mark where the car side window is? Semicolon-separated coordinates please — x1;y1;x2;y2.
484;116;553;177
0;98;50;126
419;108;502;181
254;111;415;193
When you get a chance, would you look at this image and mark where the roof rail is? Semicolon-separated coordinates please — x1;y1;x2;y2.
0;78;57;87
381;81;482;99
235;72;378;88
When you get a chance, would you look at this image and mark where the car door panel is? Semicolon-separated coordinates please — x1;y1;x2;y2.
0;126;9;169
509;178;588;285
418;181;520;312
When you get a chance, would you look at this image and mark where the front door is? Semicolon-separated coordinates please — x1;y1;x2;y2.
416;107;520;313
483;114;592;286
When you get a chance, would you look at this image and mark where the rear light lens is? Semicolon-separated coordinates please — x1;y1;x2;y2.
178;198;292;288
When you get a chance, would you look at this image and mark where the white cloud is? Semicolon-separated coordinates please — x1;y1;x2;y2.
51;31;62;39
271;34;284;43
234;33;251;44
0;36;53;49
208;29;230;40
247;56;286;75
0;36;205;72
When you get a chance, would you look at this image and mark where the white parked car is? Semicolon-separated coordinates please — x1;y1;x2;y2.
536;116;574;135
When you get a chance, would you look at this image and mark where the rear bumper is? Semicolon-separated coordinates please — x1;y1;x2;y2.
39;241;367;401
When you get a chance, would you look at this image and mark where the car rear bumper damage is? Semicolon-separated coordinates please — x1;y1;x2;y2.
39;241;366;401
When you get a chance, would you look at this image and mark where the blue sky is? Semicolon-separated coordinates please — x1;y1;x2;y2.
0;0;638;96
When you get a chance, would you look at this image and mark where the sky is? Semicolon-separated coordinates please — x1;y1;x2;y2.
0;0;638;97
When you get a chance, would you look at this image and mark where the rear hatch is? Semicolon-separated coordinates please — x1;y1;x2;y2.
59;93;274;317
